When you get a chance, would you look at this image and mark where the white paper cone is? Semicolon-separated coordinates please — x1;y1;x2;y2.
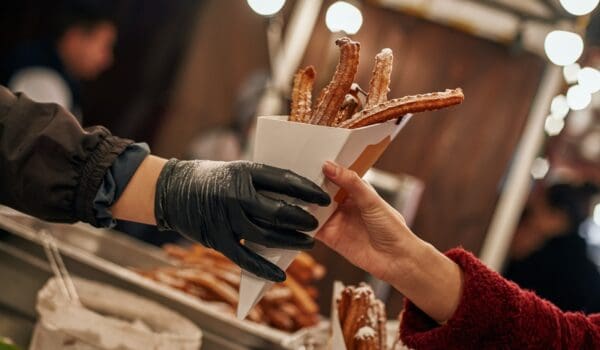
237;115;412;319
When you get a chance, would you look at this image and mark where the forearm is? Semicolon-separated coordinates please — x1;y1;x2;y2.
0;86;132;224
389;236;463;323
110;155;167;225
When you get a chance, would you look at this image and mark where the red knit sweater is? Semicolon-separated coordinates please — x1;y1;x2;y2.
399;248;600;349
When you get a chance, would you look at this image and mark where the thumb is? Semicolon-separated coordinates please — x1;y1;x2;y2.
322;161;379;210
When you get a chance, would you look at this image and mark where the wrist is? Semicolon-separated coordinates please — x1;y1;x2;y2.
389;237;464;323
111;155;168;225
387;233;431;290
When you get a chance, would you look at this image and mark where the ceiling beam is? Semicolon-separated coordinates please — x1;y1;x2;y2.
539;0;572;18
476;0;567;24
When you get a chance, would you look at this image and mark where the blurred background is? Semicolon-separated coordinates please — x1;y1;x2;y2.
1;0;599;318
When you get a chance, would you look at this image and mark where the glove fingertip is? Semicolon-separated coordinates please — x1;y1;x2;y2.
273;268;286;282
303;181;331;206
236;245;287;282
316;191;331;206
258;264;286;282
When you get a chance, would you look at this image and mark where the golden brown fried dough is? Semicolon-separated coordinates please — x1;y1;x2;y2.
340;88;464;129
310;37;360;126
365;48;393;109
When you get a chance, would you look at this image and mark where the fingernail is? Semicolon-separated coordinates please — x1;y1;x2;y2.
323;161;339;178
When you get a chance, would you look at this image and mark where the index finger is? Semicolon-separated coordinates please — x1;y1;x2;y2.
322;161;380;210
251;164;331;206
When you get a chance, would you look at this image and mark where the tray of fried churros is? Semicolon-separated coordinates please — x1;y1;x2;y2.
135;244;326;334
0;207;329;349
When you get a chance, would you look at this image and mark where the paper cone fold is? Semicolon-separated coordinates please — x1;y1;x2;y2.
237;115;412;319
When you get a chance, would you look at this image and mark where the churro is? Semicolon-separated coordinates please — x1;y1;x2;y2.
354;326;378;350
339;88;464;129
365;48;393;109
337;283;387;350
310;38;360;126
290;65;316;123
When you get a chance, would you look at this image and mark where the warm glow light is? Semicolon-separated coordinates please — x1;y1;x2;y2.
594;203;600;226
325;1;363;34
581;131;600;160
560;0;599;16
567;84;592;110
247;0;286;16
563;63;581;84
531;157;550;179
567;108;593;135
550;94;570;119
577;67;600;94
544;31;584;66
545;115;565;136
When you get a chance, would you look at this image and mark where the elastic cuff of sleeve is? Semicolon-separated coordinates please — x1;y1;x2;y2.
91;142;151;228
75;135;132;226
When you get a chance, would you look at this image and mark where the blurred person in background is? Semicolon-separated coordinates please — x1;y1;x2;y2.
505;182;600;313
0;0;116;120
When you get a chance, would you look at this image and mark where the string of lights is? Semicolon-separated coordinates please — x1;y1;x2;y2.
247;0;363;34
245;0;597;218
530;1;600;182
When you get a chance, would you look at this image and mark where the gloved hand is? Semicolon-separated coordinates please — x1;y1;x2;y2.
155;159;331;282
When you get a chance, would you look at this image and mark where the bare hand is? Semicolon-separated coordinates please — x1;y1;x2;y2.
317;161;463;323
316;161;417;283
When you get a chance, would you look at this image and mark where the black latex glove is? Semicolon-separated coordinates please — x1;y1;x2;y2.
155;159;331;282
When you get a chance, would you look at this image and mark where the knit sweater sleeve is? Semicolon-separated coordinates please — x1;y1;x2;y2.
400;248;600;349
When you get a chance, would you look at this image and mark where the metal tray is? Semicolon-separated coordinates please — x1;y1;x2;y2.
0;207;328;349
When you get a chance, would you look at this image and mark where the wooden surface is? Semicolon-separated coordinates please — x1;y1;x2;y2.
151;0;273;158
302;2;546;316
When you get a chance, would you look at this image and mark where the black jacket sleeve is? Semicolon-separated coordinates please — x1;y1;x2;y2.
0;86;133;225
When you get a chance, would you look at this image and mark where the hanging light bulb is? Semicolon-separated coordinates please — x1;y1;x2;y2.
530;157;550;179
580;131;600;161
550;94;570;119
544;30;584;66
545;115;565;136
567;84;592;110
577;67;600;94
559;0;599;16
563;63;581;84
325;1;363;34
567;108;593;136
247;0;286;16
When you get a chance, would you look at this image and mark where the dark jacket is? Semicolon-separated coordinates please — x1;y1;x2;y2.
0;86;132;225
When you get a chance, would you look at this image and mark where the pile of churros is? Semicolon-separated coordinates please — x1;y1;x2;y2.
289;37;464;128
337;283;387;350
134;244;325;332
